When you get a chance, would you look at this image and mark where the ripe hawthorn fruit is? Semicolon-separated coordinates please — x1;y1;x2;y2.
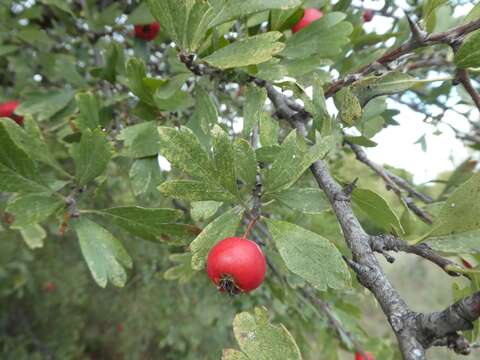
291;8;323;33
134;22;160;41
207;237;266;295
44;281;56;292
0;100;23;125
355;351;375;360
363;9;374;22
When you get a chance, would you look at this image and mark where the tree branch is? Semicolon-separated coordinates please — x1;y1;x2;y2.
455;69;480;113
346;140;433;224
369;234;462;277
416;292;480;353
325;18;480;98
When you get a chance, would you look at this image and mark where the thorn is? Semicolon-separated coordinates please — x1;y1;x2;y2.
343;177;359;197
380;250;396;263
405;13;427;43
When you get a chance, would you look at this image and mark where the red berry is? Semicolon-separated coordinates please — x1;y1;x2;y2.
363;9;374;22
134;22;160;41
116;324;124;333
291;8;323;33
44;281;56;292
0;100;23;125
207;237;266;294
355;352;375;360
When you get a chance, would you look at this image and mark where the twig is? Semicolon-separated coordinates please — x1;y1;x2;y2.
325;18;480;98
455;69;480;113
346;140;433;224
369;234;462;277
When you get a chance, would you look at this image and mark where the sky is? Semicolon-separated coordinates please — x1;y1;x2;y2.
352;0;478;183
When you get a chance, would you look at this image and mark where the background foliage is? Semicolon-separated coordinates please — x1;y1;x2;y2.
1;0;480;359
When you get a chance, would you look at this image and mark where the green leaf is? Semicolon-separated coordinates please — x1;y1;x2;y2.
344;135;377;147
125;58;153;104
212;125;238;196
256;145;281;163
441;158;477;197
153;88;194;112
76;91;101;131
119;122;160;158
352;188;404;234
71;129;112;186
147;0;188;48
73;217;132;288
0;121;42;186
281;13;352;59
100;42;124;83
454;31;480;69
40;0;75;16
158;126;217;181
338;87;363;127
129;157;163;196
426;173;480;240
185;1;214;51
257;57;333;83
243;84;267;136
464;3;480;24
15;90;74;121
273;188;329;214
6;194;63;227
159;180;237;202
422;0;448;33
228;307;302;360
127;2;155;24
195;85;219;134
98;206;191;242
234;139;257;189
0;164;48;194
260;113;279;147
18;223;46;250
1;117;62;173
164;253;195;283
210;0;301;28
191;201;223;222
16;27;54;51
222;349;250;360
264;131;334;193
351;72;420;107
429;229;480;254
190;208;242;270
203;32;285;69
266;219;351;291
355;96;387;138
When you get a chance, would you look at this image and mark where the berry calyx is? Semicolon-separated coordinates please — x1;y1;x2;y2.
134;22;160;41
363;9;374;22
207;237;266;294
0;100;23;125
291;8;323;33
355;351;375;360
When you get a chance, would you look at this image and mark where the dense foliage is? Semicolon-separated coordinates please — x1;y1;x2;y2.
1;0;480;359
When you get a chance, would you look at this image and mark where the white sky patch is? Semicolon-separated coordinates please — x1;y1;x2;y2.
157;154;171;171
366;101;471;184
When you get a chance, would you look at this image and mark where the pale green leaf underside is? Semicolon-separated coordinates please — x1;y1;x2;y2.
74;217;132;288
190;208;242;270
203;32;285;69
266;219;351;291
230;307;302;360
